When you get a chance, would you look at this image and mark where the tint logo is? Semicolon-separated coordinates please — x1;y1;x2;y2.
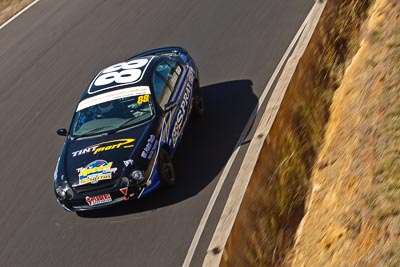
72;138;135;157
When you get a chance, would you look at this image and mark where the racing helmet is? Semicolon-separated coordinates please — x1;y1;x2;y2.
98;101;114;113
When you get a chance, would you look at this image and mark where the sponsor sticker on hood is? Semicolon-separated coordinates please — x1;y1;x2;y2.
123;159;134;167
77;160;117;185
72;138;135;157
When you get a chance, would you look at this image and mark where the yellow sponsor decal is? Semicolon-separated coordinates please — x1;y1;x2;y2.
79;162;113;177
80;174;112;185
77;160;117;185
72;138;135;157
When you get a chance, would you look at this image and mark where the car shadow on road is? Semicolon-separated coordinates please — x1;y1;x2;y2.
78;79;258;218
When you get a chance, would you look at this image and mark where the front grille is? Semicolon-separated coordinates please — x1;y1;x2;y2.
73;179;119;194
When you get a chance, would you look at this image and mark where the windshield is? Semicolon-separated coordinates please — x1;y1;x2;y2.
70;86;154;137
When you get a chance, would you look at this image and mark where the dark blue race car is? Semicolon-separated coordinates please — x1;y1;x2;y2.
54;47;203;212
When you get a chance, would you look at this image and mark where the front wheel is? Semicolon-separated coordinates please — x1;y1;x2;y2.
158;149;175;186
192;82;204;117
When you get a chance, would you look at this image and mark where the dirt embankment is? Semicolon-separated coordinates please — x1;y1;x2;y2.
290;0;400;265
0;0;33;26
221;0;375;266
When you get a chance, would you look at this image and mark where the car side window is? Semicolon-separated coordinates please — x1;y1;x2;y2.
165;61;181;91
153;60;182;109
153;74;171;108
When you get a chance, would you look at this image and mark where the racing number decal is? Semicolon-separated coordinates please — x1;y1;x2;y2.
137;94;150;104
94;58;149;87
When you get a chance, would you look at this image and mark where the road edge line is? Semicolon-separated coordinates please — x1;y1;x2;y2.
182;3;316;267
202;1;327;266
0;0;41;31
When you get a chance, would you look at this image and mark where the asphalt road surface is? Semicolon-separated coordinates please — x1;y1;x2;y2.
0;0;314;266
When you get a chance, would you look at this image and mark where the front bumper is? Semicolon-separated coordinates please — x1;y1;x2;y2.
57;168;162;212
60;185;141;212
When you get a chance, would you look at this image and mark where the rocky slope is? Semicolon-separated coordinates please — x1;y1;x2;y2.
290;0;400;265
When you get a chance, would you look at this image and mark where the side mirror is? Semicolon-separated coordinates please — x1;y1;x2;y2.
56;128;68;136
164;101;177;112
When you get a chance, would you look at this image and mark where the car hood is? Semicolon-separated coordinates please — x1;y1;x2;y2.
61;121;157;187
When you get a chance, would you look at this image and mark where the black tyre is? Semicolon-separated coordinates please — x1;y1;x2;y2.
192;82;204;117
158;149;175;186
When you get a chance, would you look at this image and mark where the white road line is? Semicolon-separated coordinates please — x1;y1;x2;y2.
182;6;314;267
0;0;41;31
203;1;327;266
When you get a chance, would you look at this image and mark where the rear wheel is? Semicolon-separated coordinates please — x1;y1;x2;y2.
158;149;175;186
192;82;204;117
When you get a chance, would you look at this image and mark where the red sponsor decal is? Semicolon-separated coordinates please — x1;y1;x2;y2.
85;193;112;206
119;187;128;196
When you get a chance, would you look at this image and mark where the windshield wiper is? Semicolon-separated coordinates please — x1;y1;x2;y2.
73;126;115;139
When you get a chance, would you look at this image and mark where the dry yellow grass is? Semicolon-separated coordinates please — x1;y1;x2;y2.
0;0;33;26
221;1;371;266
291;0;400;265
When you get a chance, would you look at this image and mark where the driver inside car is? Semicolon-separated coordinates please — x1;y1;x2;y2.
99;100;131;119
98;102;115;117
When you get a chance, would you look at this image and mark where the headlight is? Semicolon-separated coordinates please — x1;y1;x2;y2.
55;184;73;201
131;170;144;181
